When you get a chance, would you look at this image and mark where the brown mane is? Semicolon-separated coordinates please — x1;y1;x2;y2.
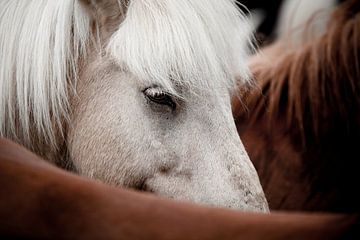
236;0;360;144
233;0;360;212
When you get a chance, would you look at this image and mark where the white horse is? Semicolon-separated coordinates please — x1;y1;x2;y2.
276;0;337;44
0;0;268;212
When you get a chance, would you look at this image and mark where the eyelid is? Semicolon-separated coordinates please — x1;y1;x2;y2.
143;86;175;99
143;87;176;110
145;87;166;97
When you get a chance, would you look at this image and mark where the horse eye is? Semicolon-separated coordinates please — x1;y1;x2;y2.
143;87;176;110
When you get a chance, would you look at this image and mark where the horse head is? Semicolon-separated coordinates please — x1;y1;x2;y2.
0;0;268;212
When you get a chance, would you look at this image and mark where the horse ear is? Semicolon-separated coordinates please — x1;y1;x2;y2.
79;0;129;38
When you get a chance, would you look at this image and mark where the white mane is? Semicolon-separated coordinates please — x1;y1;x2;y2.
0;0;253;150
108;0;253;96
0;0;90;148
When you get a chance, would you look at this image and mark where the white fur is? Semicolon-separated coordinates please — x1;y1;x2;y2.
0;0;90;148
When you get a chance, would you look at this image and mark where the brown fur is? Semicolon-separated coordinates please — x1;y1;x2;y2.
233;0;360;212
0;138;358;239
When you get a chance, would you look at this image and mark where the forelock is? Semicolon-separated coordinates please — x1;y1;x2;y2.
107;0;254;97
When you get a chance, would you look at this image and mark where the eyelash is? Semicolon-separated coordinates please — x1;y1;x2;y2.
143;87;176;110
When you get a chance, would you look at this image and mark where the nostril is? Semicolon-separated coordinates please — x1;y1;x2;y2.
133;179;154;193
140;182;154;193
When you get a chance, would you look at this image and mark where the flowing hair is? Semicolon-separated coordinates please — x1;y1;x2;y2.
234;0;360;144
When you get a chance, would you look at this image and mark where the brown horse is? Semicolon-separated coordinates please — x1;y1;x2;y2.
0;138;358;239
233;0;360;212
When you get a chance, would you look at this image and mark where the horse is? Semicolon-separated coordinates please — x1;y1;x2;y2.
0;0;268;211
237;0;338;45
1;138;358;239
233;0;360;212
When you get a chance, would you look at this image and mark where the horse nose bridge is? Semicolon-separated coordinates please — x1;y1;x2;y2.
198;118;244;162
177;127;248;186
190;102;240;139
171;104;256;178
178;105;247;172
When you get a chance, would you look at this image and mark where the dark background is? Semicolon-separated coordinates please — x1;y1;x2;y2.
237;0;344;43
